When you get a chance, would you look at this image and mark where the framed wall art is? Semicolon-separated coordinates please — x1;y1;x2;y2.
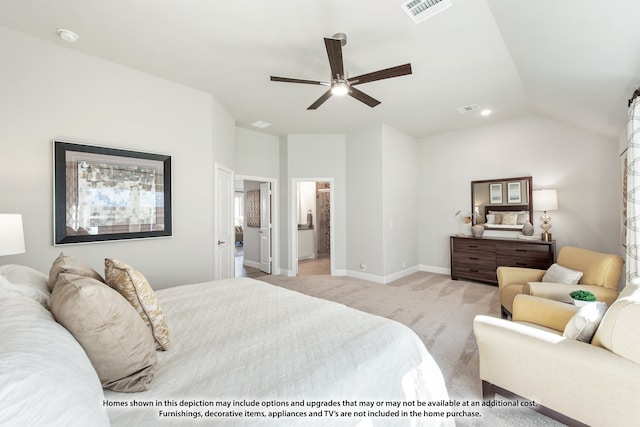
489;183;502;204
507;181;522;203
53;140;172;244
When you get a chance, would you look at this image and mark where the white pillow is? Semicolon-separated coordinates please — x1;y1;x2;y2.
563;301;608;342
542;263;583;284
517;212;529;225
486;214;496;224
0;265;50;307
0;296;109;426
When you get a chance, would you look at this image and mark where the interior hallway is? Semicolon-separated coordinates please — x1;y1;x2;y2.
235;245;330;278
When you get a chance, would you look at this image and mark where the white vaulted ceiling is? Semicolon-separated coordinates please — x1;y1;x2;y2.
1;0;639;138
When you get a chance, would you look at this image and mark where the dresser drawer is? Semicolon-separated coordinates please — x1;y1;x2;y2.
496;243;550;258
496;242;553;269
452;250;496;264
452;239;496;253
496;255;551;269
451;264;497;282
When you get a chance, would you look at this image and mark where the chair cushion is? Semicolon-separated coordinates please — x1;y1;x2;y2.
542;263;583;284
563;302;607;342
592;282;640;364
556;246;623;290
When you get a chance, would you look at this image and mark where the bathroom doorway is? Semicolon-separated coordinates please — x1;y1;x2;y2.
295;179;332;276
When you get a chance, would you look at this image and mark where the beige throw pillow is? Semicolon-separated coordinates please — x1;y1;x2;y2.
501;213;518;225
542;263;583;284
49;252;104;291
50;273;156;392
105;259;170;351
563;301;608;343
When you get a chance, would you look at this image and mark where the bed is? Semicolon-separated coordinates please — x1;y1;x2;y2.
478;204;530;231
0;260;453;427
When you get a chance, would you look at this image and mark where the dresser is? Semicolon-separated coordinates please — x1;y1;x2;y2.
450;235;555;285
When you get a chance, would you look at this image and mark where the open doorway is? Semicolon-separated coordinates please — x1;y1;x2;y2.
295;180;332;276
234;177;277;278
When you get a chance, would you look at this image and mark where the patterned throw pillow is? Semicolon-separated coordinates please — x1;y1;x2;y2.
104;259;170;350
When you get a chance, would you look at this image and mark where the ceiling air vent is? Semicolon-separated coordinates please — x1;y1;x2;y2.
456;104;480;114
401;0;452;24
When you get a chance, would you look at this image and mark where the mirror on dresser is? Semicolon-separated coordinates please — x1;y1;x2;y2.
471;176;532;231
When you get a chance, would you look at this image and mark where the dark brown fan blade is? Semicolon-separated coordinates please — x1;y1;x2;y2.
349;87;381;108
271;76;326;85
307;90;333;110
348;63;412;86
324;38;344;80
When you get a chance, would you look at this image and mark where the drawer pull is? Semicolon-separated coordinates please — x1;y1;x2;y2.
515;249;527;252
470;269;479;273
468;245;479;248
515;262;527;266
469;257;478;260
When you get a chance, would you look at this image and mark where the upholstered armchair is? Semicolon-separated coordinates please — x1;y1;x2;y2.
473;281;640;426
497;246;623;318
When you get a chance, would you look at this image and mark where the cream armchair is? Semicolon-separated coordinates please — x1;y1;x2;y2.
497;246;623;318
473;282;640;426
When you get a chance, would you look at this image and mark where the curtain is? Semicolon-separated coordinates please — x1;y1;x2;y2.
626;97;640;281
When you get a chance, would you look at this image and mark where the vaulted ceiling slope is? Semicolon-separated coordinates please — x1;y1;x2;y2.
1;0;639;138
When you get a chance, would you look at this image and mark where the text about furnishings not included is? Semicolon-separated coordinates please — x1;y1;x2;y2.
104;398;536;420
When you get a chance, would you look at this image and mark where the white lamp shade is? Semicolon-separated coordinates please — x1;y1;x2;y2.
533;189;558;211
0;214;25;256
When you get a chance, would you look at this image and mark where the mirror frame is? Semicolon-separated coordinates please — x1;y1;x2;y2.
471;176;533;231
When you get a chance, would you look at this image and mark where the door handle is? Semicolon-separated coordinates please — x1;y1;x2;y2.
217;240;225;245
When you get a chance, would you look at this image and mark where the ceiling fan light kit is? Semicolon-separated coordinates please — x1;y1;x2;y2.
330;81;349;96
270;34;412;109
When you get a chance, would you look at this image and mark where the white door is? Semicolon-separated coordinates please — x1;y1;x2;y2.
215;164;234;280
259;182;272;274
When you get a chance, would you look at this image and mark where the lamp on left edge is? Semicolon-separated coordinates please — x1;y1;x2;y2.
0;214;25;256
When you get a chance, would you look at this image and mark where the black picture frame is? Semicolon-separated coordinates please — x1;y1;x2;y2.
53;140;172;245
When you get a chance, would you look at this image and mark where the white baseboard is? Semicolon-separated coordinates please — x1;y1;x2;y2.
345;265;420;284
243;259;261;269
272;265;450;281
346;270;385;284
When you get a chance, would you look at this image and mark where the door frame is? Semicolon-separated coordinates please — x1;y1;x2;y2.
214;162;234;280
235;174;279;276
290;177;335;276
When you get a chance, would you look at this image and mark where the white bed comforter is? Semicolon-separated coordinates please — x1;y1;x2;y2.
105;277;452;426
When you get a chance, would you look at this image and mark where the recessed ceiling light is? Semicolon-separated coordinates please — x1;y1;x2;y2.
56;28;79;43
481;109;492;116
251;120;272;129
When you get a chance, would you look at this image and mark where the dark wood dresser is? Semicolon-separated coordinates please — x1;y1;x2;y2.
450;235;555;285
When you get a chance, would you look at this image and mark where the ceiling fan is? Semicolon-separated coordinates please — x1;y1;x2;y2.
270;33;412;110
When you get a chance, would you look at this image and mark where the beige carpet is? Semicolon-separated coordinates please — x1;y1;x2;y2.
258;271;563;427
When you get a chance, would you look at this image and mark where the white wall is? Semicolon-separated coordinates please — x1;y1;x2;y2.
418;114;621;272
346;126;384;277
285;134;347;274
0;26;235;289
235;127;279;178
382;124;419;279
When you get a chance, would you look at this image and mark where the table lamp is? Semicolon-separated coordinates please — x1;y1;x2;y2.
0;214;26;256
533;189;558;242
